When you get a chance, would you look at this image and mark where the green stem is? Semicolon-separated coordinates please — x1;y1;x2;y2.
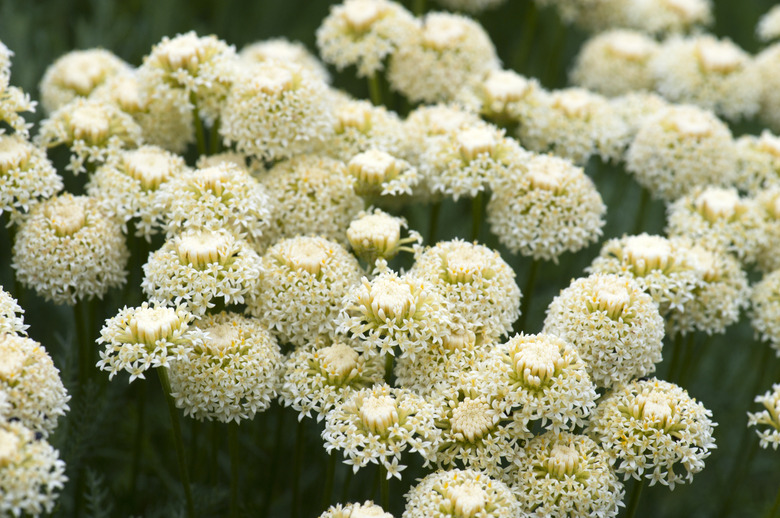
624;479;645;518
543;18;566;88
130;381;146;497
413;0;426;16
766;483;780;518
379;465;389;511
291;418;305;518
229;422;240;518
210;420;218;486
471;191;484;243
384;353;394;386
677;333;699;386
210;117;221;155
341;467;353;503
74;300;89;388
515;259;540;334
321;453;336;511
190;92;207;157
261;409;286;518
513;0;538;72
156;367;195;518
428;201;441;244
666;333;684;382
633;188;651;236
368;74;382;107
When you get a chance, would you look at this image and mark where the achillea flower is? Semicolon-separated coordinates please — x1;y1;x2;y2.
85;145;187;240
455;69;545;126
570;30;659;97
410;240;520;341
735;131;780;195
321;501;393;518
543;274;665;388
667;244;749;336
757;5;780;43
279;338;384;421
247;236;363;347
36;98;142;174
750;269;780;355
756;187;780;272
625;104;736;201
421;122;529;200
756;43;780;132
0;420;67;518
258;155;363;245
748;383;780;450
12;193;128;305
666;187;766;266
220;61;333;162
316;0;418;78
611;92;670;138
336;270;451;361
320;99;408;162
428;383;523;478
0;287;26;336
0;334;70;437
516;87;630;165
586;234;702;317
650;35;760;121
322;384;439;479
1;85;37;138
89;72;195;154
97;301;203;382
347;150;419;199
138;31;237;124
404;105;484;158
347;209;421;264
487;153;606;262
157;162;273;246
588;378;717;489
240;38;330;83
403;468;519;518
141;229;261;316
168;312;282;423
388;12;499;103
0;133;62;224
39;49;131;114
510;431;624;518
481;333;598;433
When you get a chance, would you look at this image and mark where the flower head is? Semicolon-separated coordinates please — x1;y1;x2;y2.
317;0;418;78
247;236;363;347
0;334;70;437
588;378;717;489
455;69;545;126
279;338;384;422
12;193;128;305
141;229;261;316
39;48;131;114
487;153;605;262
322;384;439;479
748;383;780;450
320;501;393;518
543;274;665;387
240;38;330;83
0;288;26;336
735;131;780;195
97;301;203;382
403;468;519;518
510;431;624;518
756;187;780;272
750;269;780;356
168;312;283;423
347;208;421;264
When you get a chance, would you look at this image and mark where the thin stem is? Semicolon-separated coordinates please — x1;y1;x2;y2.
341;466;353;503
384;353;394;386
156;367;195;518
666;333;684;382
379;465;389;511
633;188;651;235
471;191;483;243
766;483;780;518
74;300;89;388
291;418;305;518
190;92;207;157
210;117;222;155
513;0;538;72
624;479;645;518
321;453;336;511
428;201;441;244
261;409;286;518
229;422;240;518
368;74;382;107
515;259;540;334
543;19;566;87
130;381;146;496
210;420;219;486
677;333;699;386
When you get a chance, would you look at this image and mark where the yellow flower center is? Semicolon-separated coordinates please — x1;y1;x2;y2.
695;188;740;222
0;429;20;466
512;338;563;388
129;306;181;345
696;39;743;73
0;135;30;172
252;65;295;94
423;16;464;50
444;247;492;284
359;394;398;434
368;278;415;322
347;213;402;259
668;109;713;138
61;54;105;95
547;443;580;478
70;104;110;143
450;398;494;442
447;481;487;518
588;279;632;320
758;131;780;158
527;161;567;193
111;75;144;112
283;239;328;275
343;0;384;32
606;32;655;61
159;33;204;72
553;90;591;118
685;247;719;283
623;235;674;275
0;343;24;381
318;342;359;380
441;328;475;352
176;231;232;267
640;393;675;429
483;70;531;104
204;323;240;355
348;150;400;187
125;148;176;190
46;198;87;237
336;103;372;133
457;127;496;162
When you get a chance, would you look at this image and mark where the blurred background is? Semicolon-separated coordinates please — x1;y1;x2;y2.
1;0;779;516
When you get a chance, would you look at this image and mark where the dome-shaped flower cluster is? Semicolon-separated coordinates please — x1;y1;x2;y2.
748;383;780;450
